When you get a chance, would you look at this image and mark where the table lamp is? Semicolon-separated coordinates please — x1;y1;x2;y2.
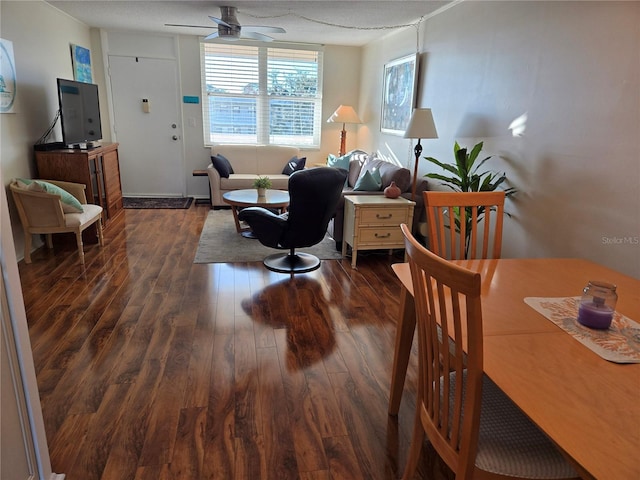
404;108;438;201
327;105;361;156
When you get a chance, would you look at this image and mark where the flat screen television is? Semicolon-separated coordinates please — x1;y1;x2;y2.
57;78;102;148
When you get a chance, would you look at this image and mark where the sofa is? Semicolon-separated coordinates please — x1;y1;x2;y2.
327;150;429;249
207;145;303;207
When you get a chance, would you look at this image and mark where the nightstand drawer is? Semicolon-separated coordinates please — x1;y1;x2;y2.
358;226;404;244
360;208;409;225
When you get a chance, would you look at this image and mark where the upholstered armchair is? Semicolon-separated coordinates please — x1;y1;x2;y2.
238;167;347;273
9;179;104;264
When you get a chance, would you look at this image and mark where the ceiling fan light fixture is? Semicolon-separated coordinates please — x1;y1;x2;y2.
178;5;285;42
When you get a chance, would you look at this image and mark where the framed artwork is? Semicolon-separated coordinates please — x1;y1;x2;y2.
381;53;418;135
71;44;92;83
0;38;17;113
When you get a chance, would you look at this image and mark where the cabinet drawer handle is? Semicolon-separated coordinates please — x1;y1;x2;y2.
375;233;391;238
376;213;393;219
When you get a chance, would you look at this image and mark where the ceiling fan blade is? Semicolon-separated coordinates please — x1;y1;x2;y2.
241;32;274;42
204;31;220;41
242;25;286;34
165;23;212;29
208;15;231;28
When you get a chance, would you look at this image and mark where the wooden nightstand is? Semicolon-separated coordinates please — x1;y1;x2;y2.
342;195;415;268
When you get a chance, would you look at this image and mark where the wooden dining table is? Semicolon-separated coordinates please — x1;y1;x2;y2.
389;258;640;480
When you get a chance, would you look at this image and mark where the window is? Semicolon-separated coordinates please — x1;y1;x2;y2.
200;42;323;147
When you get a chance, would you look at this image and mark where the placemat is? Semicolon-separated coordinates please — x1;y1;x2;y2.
524;297;640;364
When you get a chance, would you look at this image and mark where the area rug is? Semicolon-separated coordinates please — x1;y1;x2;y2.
194;210;343;264
123;197;193;209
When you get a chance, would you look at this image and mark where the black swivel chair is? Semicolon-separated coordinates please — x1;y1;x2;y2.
238;167;347;273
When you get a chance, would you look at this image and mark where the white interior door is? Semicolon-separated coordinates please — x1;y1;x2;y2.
108;55;185;197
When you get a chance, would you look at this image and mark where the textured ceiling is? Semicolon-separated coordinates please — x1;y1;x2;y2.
47;1;454;47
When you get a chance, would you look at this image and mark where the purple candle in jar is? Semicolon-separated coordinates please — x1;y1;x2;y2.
577;301;614;329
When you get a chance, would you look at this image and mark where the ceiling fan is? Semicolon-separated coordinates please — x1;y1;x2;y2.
166;6;285;42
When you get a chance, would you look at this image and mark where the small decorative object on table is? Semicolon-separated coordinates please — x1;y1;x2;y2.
577;280;618;329
253;176;272;197
384;181;401;198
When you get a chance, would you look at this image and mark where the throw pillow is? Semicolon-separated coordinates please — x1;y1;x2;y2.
20;179;84;213
327;152;352;170
353;168;382;191
282;156;307;175
211;154;234;178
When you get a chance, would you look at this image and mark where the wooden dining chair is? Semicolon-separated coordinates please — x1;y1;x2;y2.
424;191;505;260
399;223;578;480
388;191;507;414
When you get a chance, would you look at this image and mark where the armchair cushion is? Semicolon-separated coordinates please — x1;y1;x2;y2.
64;203;103;227
282;156;307;175
17;178;84;213
211;154;234;178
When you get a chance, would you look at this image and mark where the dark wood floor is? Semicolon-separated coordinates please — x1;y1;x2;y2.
18;204;453;480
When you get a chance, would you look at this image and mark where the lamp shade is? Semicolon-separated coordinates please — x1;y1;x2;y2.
327;105;362;124
404;108;438;139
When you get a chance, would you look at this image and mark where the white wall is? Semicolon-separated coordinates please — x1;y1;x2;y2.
0;0;104;259
360;1;640;278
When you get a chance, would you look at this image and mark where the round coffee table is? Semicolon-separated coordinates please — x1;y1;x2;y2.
222;189;290;238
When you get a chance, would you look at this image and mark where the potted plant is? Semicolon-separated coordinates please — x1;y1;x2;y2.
424;141;516;253
253;175;272;197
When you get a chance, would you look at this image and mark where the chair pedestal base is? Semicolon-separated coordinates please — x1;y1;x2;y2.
263;252;321;273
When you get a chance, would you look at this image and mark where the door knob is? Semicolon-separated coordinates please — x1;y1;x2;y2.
172;135;178;140
171;123;177;129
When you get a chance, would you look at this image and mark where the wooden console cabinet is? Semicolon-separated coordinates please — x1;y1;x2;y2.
35;143;123;228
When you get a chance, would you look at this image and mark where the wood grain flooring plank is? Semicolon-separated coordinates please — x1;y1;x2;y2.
47;413;92;474
138;324;195;466
111;291;166;384
214;263;237;334
201;333;235;480
303;364;348;439
274;329;328;473
328;371;396;479
233;434;263;480
233;325;261;439
99;358;164;480
182;300;219;408
256;345;299;480
68;304;143;414
64;382;131;480
164;407;207;480
322;435;366;479
247;267;277;349
300;472;331;480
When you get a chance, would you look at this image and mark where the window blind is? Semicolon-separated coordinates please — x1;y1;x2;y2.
200;42;323;147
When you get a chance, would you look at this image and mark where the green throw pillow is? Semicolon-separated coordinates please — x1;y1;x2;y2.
353;168;382;191
327;152;352;170
20;179;84;213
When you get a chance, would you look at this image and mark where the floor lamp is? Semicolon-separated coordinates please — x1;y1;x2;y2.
403;108;438;201
327;105;362;156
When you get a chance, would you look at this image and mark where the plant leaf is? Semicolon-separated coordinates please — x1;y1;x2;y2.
467;141;484;170
424;156;460;176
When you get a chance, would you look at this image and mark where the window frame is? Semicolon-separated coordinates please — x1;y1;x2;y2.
200;40;324;148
